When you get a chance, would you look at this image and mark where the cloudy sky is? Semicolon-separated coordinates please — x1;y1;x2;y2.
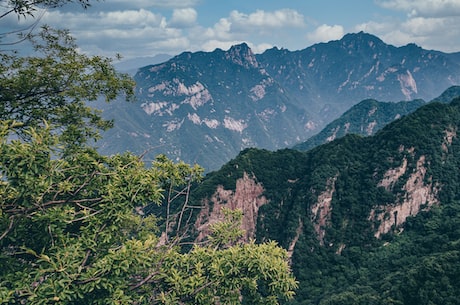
3;0;460;59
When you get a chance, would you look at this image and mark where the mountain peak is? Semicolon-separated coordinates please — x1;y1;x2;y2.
339;31;387;50
342;31;383;42
225;43;258;68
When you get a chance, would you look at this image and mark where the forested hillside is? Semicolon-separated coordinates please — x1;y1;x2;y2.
186;97;460;304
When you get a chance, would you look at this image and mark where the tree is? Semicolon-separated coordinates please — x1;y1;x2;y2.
0;2;297;304
1;0;94;20
0;122;297;304
1;0;133;147
0;26;134;148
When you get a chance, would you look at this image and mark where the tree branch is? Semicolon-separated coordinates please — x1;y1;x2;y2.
129;271;161;291
0;215;14;241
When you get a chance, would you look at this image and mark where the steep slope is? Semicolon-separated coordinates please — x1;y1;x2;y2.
97;32;460;172
188;97;460;304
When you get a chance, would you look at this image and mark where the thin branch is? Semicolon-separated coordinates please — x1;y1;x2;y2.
80;249;91;268
65;209;102;223
129;271;161;291
5;197;103;215
74;276;101;285
164;183;173;244
48;224;55;247
189;279;217;297
0;9;45;46
0;216;14;241
175;180;192;237
73;200;98;212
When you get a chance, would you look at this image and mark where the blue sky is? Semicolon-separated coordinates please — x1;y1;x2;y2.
2;0;460;59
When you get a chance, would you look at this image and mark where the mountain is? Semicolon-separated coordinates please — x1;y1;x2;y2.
184;97;460;304
258;32;460;117
99;43;310;169
97;32;460;171
292;98;425;151
293;86;460;151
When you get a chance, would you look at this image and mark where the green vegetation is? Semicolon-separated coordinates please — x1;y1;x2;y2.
190;98;460;305
0;2;297;304
4;3;460;305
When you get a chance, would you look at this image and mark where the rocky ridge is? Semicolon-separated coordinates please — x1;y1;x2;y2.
98;33;460;172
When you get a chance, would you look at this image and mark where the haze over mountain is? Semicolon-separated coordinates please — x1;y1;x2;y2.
97;32;460;171
113;54;172;75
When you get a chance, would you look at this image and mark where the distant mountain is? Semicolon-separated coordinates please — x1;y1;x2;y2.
184;96;460;304
258;32;460;117
292;98;425;151
431;85;460;103
97;32;460;171
293;86;460;151
99;43;310;169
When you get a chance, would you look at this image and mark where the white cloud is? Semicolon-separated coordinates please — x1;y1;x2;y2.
152;37;191;50
249;42;274;54
170;8;197;27
40;9;188;57
202;18;233;41
355;20;395;34
355;13;460;52
100;9;165;27
204;8;305;39
229;9;306;29
376;0;460;17
197;9;306;53
402;16;447;35
307;24;344;43
43;9;165;29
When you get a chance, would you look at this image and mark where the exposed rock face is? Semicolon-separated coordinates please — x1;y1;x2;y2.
371;153;440;238
287;220;303;259
311;176;337;245
378;157;408;190
195;172;268;242
398;70;418;100
442;127;457;153
225;43;259;69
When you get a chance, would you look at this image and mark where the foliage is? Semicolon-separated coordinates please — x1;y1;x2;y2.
0;4;297;302
1;0;94;20
0;120;297;304
0;26;134;147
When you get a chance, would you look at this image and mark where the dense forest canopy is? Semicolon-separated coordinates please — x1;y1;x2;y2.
190;98;460;305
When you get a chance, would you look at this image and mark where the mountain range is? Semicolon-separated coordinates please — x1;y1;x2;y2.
181;96;460;304
97;32;460;304
96;31;460;172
